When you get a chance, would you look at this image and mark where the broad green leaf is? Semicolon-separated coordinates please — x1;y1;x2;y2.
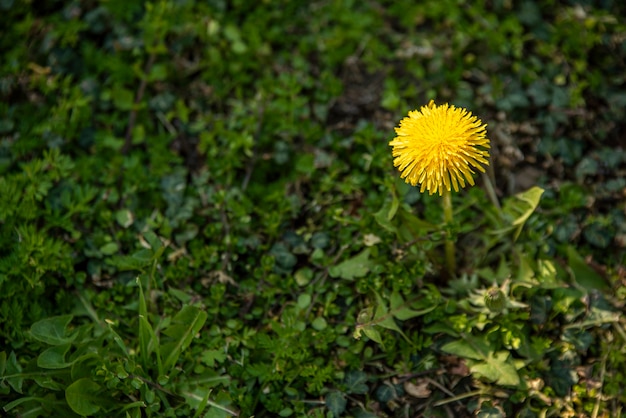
296;293;311;309
65;378;102;416
30;315;75;346
161;305;208;373
441;335;491;361
470;351;520;386
566;246;609;291
344;370;369;395
375;384;399;403
37;343;72;369
311;316;327;331
99;242;119;255
328;249;372;280
441;339;484;361
325;391;347;417
115;209;134;228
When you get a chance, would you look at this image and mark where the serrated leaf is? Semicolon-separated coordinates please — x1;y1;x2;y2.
201;350;227;368
344;370;368;395
325;391;346;417
65;378;102;416
470;351;520;386
441;336;490;360
329;249;372;280
30;315;75;346
375;384;399;403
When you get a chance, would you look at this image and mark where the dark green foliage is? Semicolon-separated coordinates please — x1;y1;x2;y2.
1;0;626;417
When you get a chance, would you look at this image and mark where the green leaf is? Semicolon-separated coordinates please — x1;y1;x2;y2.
65;378;102;416
30;315;75;346
138;280;160;374
201;350;227;368
328;249;372;280
373;294;402;333
311;316;327;331
374;199;399;235
344;370;368;395
115;209;134;228
99;242;119;256
372;292;411;343
390;291;436;320
325;391;347;417
3;396;55;416
161;305;208;373
500;186;544;240
441;336;490;361
375;198;436;243
107;249;153;271
5;351;23;393
111;86;134;111
296;293;311;309
143;230;163;253
470;351;520;387
37;343;72;369
566;246;609;291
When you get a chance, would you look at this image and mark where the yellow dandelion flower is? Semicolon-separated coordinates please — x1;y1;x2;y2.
389;100;490;196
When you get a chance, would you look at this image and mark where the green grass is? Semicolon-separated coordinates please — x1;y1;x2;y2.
1;1;625;417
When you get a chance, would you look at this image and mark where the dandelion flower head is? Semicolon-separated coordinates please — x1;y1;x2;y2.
389;100;490;196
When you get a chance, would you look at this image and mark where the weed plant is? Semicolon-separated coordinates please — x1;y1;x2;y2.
1;1;625;417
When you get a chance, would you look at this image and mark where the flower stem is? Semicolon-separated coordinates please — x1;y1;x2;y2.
442;190;456;277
